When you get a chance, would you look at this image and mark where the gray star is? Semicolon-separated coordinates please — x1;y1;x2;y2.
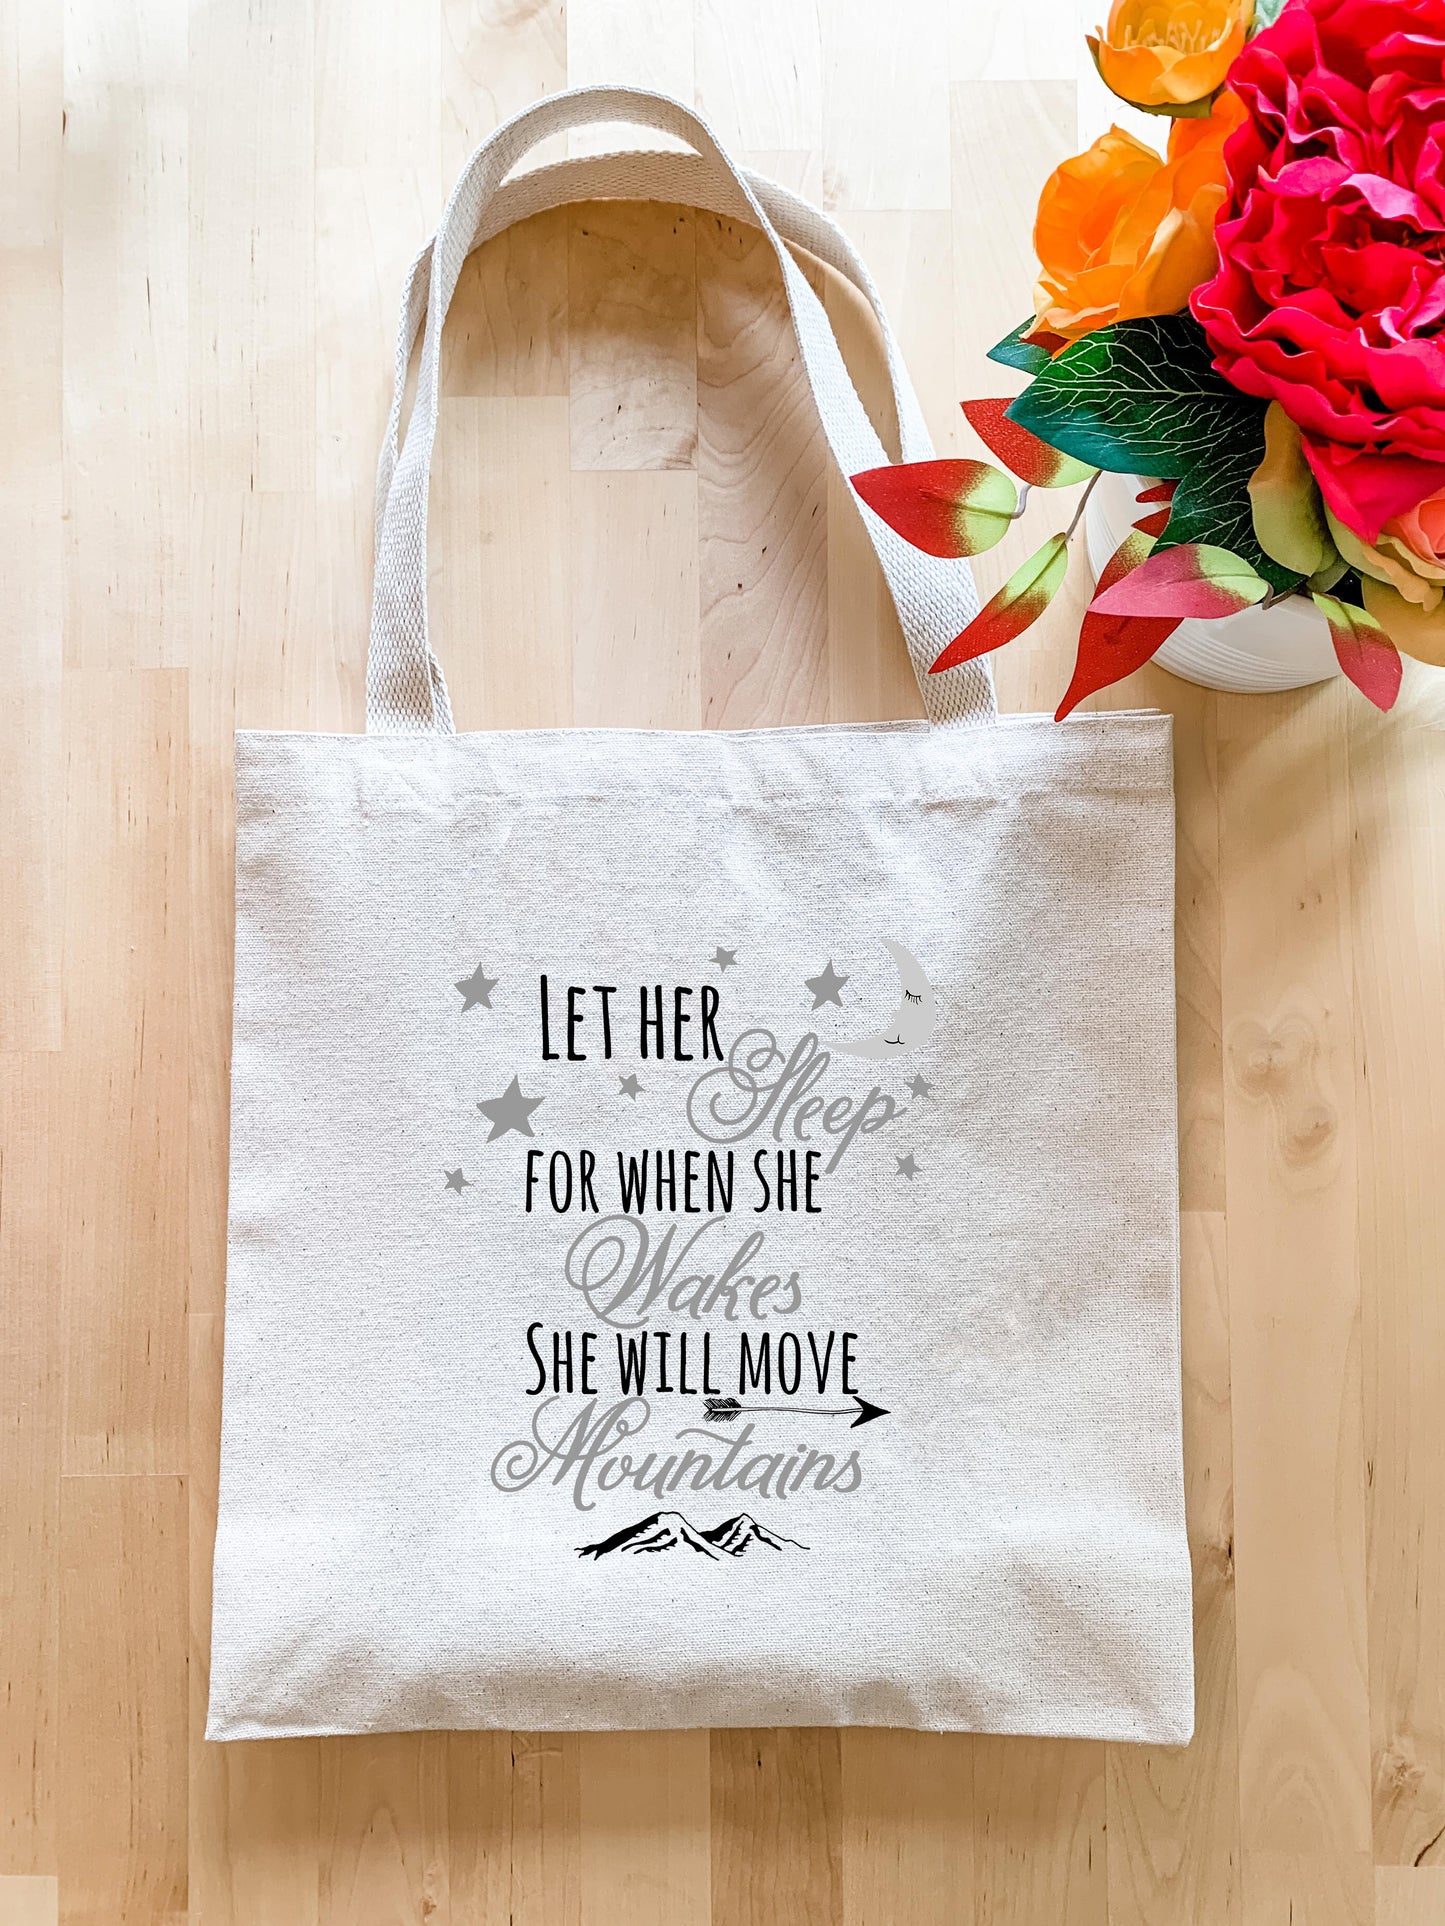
712;946;738;971
906;1074;934;1099
456;964;499;1012
804;960;849;1008
443;1168;472;1193
895;1153;921;1180
619;1073;643;1099
477;1075;544;1141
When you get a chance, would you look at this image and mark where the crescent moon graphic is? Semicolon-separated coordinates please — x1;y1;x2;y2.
829;939;937;1060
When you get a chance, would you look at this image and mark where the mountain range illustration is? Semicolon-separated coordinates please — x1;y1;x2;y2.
576;1511;807;1560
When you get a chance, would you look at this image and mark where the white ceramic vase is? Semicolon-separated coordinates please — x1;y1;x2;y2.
1084;468;1339;693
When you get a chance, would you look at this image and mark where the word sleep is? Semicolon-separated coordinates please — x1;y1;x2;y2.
687;1029;899;1172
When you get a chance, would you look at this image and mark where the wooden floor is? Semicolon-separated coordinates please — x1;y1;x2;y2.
4;2;1445;1921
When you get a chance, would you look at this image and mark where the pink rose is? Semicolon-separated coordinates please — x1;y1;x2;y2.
1191;0;1445;542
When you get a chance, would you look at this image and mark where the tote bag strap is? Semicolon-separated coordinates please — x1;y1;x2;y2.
368;86;994;735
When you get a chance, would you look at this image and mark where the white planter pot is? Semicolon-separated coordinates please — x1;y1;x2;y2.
1084;468;1339;693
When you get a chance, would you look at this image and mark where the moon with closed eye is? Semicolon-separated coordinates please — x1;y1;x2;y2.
830;939;937;1060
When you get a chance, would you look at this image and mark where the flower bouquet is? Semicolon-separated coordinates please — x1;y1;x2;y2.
854;0;1445;714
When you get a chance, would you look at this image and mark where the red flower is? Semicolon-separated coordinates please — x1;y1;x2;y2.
1191;0;1445;542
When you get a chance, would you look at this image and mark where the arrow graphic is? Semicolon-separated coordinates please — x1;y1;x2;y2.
703;1394;889;1429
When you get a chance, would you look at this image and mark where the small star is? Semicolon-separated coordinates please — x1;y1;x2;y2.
455;964;499;1012
804;960;849;1008
477;1075;544;1141
712;946;738;971
906;1074;934;1099
895;1154;921;1180
619;1073;643;1099
443;1168;472;1194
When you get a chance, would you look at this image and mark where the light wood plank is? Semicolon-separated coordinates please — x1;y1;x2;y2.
314;165;435;726
1350;706;1445;1872
510;1733;583;1926
59;671;188;1476
948;80;1077;401
445;1732;515;1921
0;1878;58;1926
838;1731;972;1926
1219;688;1374;1917
1107;1213;1241;1925
1376;1868;1445;1926
711;1729;843;1926
971;1739;1108;1926
441;0;567;172
188;0;314;493
62;0;189;673
695;0;822;194
822;0;951;211
696;214;828;727
571;470;702;728
432;396;574;731
578;1732;710;1926
444;206;571;402
564;0;695;158
569;202;698;471
0;686;62;1051
317;1734;450;1926
314;0;439;174
57;1475;188;1924
0;1058;59;1875
0;0;63;1050
0;0;63;249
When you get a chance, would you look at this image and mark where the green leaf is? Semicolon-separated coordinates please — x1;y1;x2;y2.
1248;401;1338;577
986;318;1059;377
1250;0;1291;32
1006;314;1304;593
1306;556;1348;594
1131;93;1220;119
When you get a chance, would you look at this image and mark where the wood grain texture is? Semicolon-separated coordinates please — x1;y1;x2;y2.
6;2;1444;1920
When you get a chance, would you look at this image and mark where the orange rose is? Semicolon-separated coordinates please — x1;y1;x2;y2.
1327;484;1445;665
1089;0;1253;112
1032;90;1246;343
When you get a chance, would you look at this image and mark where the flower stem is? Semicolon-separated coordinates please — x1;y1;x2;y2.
1064;469;1102;542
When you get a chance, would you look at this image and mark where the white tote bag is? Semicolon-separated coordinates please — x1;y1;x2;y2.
208;86;1194;1743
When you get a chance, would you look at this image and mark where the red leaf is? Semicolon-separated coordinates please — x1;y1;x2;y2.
850;458;1015;558
1056;529;1179;718
1024;326;1069;356
961;398;1095;488
930;533;1071;673
1133;508;1172;537
1134;481;1177;505
1313;592;1403;710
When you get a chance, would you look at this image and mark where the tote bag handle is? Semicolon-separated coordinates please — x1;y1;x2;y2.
368;86;994;735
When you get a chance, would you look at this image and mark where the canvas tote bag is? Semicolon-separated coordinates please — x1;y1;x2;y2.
207;85;1194;1743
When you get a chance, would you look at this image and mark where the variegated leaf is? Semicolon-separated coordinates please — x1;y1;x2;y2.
851;458;1016;559
930;533;1071;673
